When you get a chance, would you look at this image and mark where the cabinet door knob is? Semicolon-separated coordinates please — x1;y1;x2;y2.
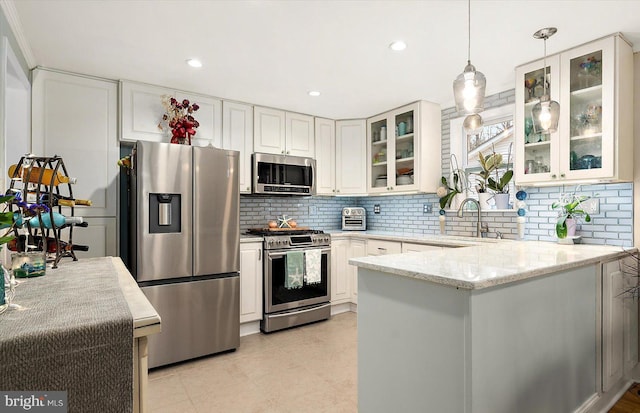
551;174;557;179
332;189;335;193
336;189;340;193
286;151;290;155
246;187;250;191
281;150;285;154
560;173;566;178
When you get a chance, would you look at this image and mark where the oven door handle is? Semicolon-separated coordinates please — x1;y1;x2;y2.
267;248;331;258
267;303;331;318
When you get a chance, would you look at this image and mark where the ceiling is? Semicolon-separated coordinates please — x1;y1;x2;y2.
8;0;640;119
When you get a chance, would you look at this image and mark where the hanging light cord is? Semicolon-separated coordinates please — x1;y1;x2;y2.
467;0;471;63
542;36;547;96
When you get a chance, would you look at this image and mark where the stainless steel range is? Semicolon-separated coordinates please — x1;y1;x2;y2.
249;229;331;333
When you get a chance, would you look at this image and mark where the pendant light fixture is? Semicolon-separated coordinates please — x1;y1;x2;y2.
531;27;560;134
453;0;486;115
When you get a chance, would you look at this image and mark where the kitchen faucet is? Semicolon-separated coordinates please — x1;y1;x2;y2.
457;198;486;238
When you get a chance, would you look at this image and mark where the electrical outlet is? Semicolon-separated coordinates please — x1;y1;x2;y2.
374;204;381;214
423;203;432;214
309;205;318;215
579;198;600;215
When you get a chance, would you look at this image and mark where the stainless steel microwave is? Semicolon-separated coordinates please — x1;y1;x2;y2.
252;153;316;195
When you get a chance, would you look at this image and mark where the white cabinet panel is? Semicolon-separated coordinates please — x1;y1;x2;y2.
254;106;285;154
120;81;167;143
402;243;443;253
240;241;263;324
314;118;336;195
336;120;366;195
349;239;366;304
331;239;351;304
177;92;222;148
285;112;314;157
71;217;117;258
223;101;253;194
366;239;401;256
32;69;118;217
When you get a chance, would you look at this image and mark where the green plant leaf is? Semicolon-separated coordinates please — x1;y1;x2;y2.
499;170;513;189
556;216;568;239
0;195;14;204
0;235;14;245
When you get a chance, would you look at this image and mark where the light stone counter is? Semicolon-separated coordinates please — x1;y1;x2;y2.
240;234;263;243
327;229;502;247
349;238;630;289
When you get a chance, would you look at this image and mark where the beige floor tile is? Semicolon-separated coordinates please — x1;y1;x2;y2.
148;312;358;413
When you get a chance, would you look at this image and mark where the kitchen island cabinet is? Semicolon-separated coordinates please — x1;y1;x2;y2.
0;257;160;413
351;242;637;413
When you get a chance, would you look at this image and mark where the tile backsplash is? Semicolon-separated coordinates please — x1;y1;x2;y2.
240;88;633;247
241;182;632;247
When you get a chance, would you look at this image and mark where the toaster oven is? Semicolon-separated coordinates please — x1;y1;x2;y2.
342;207;366;231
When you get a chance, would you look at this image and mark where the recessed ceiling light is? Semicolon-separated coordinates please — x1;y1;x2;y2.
186;59;202;68
389;41;407;51
308;91;321;97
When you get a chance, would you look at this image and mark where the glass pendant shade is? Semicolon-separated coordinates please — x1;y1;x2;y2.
453;61;486;114
463;113;483;133
531;96;560;134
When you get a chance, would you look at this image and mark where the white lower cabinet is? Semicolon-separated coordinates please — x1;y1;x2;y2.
366;239;402;256
240;241;263;324
349;239;366;305
401;242;443;253
71;217;117;258
331;239;352;304
602;257;638;392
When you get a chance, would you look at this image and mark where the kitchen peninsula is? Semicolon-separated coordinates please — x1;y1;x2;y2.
350;241;637;413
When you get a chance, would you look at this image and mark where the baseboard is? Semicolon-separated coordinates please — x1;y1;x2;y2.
240;321;260;337
574;393;599;413
331;302;352;316
584;379;634;413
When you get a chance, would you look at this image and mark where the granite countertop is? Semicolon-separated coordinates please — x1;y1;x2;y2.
349;239;632;290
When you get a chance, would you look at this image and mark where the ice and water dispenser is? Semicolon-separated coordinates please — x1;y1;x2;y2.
149;193;181;233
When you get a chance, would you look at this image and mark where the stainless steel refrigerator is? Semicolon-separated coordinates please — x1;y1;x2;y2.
129;141;240;368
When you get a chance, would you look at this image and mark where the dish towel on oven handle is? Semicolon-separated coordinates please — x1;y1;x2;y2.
285;251;304;289
304;249;322;285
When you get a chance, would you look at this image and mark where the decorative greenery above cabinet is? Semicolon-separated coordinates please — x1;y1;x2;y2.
367;101;441;194
515;34;633;186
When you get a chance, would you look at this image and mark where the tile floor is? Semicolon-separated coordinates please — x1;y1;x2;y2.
148;312;358;413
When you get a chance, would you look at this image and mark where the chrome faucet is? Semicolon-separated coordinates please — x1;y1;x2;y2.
457;198;484;238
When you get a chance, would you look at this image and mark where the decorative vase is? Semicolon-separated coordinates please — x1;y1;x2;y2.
565;218;577;237
478;192;493;210
494;193;510;210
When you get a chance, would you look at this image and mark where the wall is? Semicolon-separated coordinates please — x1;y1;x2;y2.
240;89;634;247
0;4;30;78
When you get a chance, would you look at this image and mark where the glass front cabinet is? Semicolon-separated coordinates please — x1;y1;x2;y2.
515;34;633;185
366;101;441;194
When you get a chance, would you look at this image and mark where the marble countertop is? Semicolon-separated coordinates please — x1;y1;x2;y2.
327;230;502;247
349;239;632;290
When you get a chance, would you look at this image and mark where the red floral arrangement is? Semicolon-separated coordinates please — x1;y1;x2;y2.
159;95;200;145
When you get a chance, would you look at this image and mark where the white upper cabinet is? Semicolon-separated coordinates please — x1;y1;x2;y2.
314;117;336;195
335;119;367;195
515;34;633;185
254;106;314;157
222;101;253;194
176;91;222;148
32;68;118;218
367;101;441;195
120;80;222;147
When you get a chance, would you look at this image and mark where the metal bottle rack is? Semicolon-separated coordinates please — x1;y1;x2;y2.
8;155;82;268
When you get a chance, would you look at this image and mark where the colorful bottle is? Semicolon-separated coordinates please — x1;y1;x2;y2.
7;234;89;253
35;193;92;207
8;164;77;186
27;212;83;229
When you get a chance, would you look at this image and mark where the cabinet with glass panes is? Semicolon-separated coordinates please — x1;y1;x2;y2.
515;34;633;185
366;101;440;194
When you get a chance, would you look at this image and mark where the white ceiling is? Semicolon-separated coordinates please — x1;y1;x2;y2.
8;0;640;119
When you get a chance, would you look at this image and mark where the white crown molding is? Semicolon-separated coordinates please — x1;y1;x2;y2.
0;0;36;69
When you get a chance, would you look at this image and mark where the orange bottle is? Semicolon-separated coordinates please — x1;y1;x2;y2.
8;164;77;186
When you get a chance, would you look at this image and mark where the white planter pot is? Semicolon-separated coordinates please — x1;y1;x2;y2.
494;193;510;210
478;192;494;210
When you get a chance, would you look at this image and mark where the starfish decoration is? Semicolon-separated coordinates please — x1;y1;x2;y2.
277;214;293;228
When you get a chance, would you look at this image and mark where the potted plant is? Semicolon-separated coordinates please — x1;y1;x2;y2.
474;151;501;208
487;144;513;209
438;155;467;210
551;192;592;239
